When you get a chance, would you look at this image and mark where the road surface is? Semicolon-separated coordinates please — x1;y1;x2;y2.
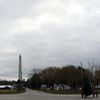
0;89;99;100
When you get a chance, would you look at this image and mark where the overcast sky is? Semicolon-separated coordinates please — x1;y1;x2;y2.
0;0;100;80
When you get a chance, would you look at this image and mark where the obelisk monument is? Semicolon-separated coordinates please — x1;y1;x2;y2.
18;54;22;81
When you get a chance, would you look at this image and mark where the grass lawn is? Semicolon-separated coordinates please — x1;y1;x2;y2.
39;89;81;94
0;89;26;94
39;89;100;94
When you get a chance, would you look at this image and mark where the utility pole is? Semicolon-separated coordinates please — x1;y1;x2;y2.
81;62;83;98
19;54;22;81
17;54;23;90
81;62;83;85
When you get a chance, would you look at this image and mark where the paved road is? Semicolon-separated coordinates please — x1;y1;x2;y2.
0;89;99;100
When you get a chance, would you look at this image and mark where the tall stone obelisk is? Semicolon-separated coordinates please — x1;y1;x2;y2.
18;54;22;81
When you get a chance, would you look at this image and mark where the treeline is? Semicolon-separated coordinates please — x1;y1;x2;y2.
27;65;100;90
0;80;16;85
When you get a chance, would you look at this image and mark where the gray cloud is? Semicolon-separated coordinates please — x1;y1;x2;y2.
0;0;100;80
